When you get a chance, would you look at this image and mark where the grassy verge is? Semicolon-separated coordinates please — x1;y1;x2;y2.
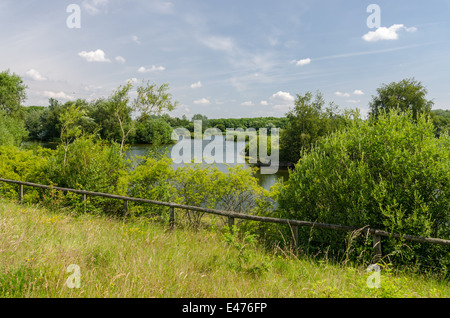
0;199;448;298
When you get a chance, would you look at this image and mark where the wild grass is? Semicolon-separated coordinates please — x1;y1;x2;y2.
0;198;448;298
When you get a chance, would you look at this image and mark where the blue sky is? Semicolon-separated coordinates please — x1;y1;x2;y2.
1;0;449;119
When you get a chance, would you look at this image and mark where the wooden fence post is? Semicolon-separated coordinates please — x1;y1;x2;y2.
228;216;235;234
373;233;382;263
292;225;299;247
169;206;175;230
123;200;128;217
82;194;87;213
18;184;23;204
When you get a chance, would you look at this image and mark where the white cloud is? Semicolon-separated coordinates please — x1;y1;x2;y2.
190;81;202;89
78;49;111;62
240;101;254;107
193;98;211;105
200;36;235;52
42;91;73;100
82;0;108;15
353;90;365;96
25;69;47;81
272;104;292;112
137;65;165;73
346;99;360;104
270;91;295;102
132;35;142;45
153;1;174;14
260;100;268;106
270;91;295;113
291;58;311;66
115;56;126;63
362;24;417;42
335;91;350;98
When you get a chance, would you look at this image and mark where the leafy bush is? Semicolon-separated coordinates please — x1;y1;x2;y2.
128;155;274;228
0;112;28;146
127;156;176;217
43;136;128;214
134;117;174;145
0;145;51;201
277;109;450;275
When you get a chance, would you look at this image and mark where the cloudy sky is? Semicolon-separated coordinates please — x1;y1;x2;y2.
1;0;449;119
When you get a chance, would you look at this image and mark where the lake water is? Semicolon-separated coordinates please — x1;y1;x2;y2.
23;136;290;191
128;135;290;190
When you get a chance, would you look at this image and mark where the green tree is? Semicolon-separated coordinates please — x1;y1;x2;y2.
192;114;210;132
134;117;173;145
277;109;450;272
431;109;450;138
44;136;128;214
0;70;27;116
59;104;85;165
23;106;46;141
109;82;134;153
109;81;178;152
0;111;28;146
369;78;434;121
88;98;122;142
279;91;341;164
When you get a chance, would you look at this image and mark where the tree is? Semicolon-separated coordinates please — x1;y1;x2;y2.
59;104;85;165
109;82;134;153
109;81;178;153
369;78;434;121
277;109;450;271
431;109;450;138
0;111;28;146
191;114;210;132
0;70;27;116
134;117;173;145
279;91;341;164
88;98;123;142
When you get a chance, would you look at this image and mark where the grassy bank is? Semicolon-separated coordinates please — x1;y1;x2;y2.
0;199;448;298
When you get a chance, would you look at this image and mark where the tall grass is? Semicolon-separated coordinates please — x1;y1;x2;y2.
0;199;448;298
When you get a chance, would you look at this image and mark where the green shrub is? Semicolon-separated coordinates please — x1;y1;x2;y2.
128;154;274;228
43;136;128;214
0;112;28;146
0;145;50;202
127;156;176;217
277;109;450;275
134;117;174;145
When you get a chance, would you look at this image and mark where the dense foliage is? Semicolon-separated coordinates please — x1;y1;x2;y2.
1;69;449;276
0;70;27;115
0;111;28;146
277;109;450;275
279;91;343;164
369;78;433;121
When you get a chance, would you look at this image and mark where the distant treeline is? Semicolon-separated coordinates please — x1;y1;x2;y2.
17;96;450;165
1;68;449;166
21;101;288;144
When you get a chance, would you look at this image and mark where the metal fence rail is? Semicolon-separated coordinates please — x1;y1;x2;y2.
1;177;449;262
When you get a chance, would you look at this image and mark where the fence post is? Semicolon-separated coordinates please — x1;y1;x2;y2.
373;232;382;263
228;216;235;234
18;184;23;204
292;225;299;247
169;206;175;230
82;193;87;213
123;200;128;217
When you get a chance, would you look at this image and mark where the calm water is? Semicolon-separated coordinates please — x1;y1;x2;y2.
23;136;290;190
128;135;289;190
